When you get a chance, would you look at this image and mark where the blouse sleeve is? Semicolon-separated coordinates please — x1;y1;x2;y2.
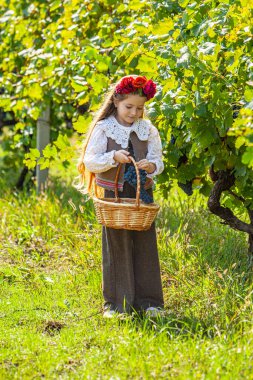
83;123;118;173
146;123;164;178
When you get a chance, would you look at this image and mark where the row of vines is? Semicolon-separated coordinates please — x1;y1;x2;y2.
1;0;253;249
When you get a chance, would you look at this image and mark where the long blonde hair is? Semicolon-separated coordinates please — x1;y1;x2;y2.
76;75;146;195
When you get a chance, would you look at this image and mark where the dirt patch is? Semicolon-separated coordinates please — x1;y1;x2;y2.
43;320;65;336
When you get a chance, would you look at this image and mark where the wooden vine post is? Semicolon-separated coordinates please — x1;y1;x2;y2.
36;105;50;194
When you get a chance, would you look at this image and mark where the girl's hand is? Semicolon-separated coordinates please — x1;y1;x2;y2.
114;150;131;164
136;159;156;174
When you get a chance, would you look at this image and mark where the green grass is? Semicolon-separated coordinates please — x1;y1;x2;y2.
1;164;253;379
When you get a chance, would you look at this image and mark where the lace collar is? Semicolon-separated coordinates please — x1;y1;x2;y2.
97;115;150;148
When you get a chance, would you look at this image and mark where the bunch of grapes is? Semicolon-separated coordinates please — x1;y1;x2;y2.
124;166;153;204
178;181;193;196
171;134;193;196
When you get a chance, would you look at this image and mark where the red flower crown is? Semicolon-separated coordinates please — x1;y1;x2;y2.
115;76;156;100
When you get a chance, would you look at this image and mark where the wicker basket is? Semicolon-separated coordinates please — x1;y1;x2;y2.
93;157;160;231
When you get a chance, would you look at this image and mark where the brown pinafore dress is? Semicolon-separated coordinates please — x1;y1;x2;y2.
99;133;164;313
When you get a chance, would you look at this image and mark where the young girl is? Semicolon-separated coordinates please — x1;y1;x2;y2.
77;75;164;318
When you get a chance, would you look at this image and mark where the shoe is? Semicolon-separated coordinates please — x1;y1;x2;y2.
103;309;132;320
103;309;118;318
145;307;165;318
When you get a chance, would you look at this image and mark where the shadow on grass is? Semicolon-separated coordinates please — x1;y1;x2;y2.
114;310;247;341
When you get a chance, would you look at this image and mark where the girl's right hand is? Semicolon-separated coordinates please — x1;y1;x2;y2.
114;150;131;164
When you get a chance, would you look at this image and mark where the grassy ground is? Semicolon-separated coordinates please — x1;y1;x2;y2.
1;162;253;379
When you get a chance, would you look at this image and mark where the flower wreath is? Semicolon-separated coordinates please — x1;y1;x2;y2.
115;76;156;100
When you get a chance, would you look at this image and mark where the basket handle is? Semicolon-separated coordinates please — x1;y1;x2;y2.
114;156;140;208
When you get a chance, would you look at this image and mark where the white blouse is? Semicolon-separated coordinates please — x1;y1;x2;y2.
83;115;164;178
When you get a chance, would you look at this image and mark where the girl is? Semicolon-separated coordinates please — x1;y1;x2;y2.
77;75;164;318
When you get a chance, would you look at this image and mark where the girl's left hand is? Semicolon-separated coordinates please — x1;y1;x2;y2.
136;159;156;174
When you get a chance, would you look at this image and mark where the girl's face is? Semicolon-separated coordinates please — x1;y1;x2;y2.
114;94;146;127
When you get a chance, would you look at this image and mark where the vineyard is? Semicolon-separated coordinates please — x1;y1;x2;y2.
0;0;253;378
